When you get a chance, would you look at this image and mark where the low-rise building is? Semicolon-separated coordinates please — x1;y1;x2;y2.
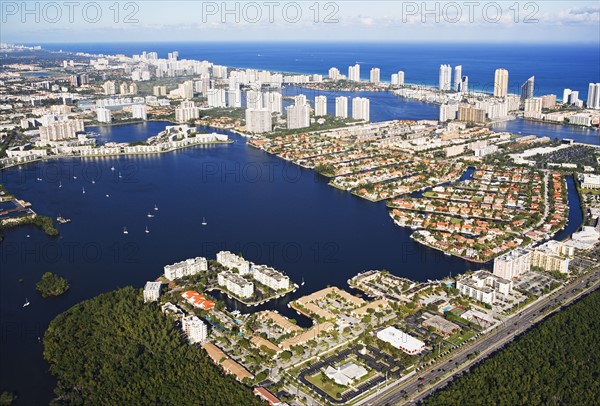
216;251;251;274
217;271;254;298
581;174;600;189
164;256;208;280
181;290;216;310
252;264;290;291
422;314;460;336
376;326;425;354
143;281;162;302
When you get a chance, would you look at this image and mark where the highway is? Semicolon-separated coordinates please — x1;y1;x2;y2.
361;266;600;406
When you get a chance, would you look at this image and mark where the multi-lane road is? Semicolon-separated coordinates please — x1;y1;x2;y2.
360;266;600;406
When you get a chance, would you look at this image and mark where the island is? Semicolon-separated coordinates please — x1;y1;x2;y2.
36;272;70;298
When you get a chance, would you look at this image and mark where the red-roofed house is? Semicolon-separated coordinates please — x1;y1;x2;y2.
253;387;282;406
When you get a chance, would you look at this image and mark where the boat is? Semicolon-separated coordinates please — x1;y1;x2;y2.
36;177;42;181
118;172;123;179
23;298;30;308
145;226;150;234
110;166;115;171
147;212;155;218
154;204;159;211
106;194;110;198
56;216;71;224
202;217;207;226
59;181;62;188
73;176;77;179
301;277;305;286
91;180;96;184
123;227;128;235
444;252;452;256
82;187;85;194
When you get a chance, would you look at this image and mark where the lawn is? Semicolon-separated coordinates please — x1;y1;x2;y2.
446;330;476;346
305;372;347;399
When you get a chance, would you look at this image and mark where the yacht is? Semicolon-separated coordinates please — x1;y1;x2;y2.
145;226;150;234
154;204;159;211
110;166;115;171
23;298;30;308
123;227;128;235
301;277;305;286
73;176;77;179
82;187;86;194
59;181;62;188
106;194;110;198
91;180;96;184
118;172;123;179
147;212;155;218
202;217;207;226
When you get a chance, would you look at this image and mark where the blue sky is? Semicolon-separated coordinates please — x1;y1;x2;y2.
1;1;599;43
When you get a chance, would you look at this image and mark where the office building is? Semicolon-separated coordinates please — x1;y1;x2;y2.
494;68;509;98
315;95;327;116
370;68;380;84
493;249;531;280
182;315;208;344
587;83;600;109
143;281;162;302
216;251;251;274
96;107;112;123
335;96;348;118
348;64;360;81
454;65;462;91
377;327;425;354
352;97;370;121
174;100;199;123
245;108;272;133
252;264;290;291
217;271;254;298
439;64;452;91
521;76;535;100
286;103;310;129
164;256;208;280
131;104;147;120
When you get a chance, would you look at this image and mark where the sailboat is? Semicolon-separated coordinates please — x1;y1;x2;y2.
154;204;159;211
123;227;128;235
73;175;77;179
59;181;62;188
110;166;115;171
91;180;96;184
301;277;305;286
82;187;86;194
202;217;207;226
23;298;30;308
147;212;155;218
106;194;110;198
118;172;123;179
145;226;150;234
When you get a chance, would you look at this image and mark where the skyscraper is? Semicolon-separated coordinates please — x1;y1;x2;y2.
352;97;370;121
563;89;572;104
520;76;535;100
286;104;310;129
460;76;469;93
348;64;360;82
315;95;327;116
328;67;341;80
587;83;600;109
439;65;452;91
391;70;406;86
335;96;348;118
370;68;380;84
494;69;509;98
454;65;462;92
245;108;272;133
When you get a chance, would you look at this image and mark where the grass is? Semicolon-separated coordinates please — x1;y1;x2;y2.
446;330;476;346
305;372;347;399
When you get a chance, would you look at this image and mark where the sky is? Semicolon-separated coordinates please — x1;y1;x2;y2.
1;1;599;43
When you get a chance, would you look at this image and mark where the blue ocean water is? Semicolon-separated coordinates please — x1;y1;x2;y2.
40;42;600;99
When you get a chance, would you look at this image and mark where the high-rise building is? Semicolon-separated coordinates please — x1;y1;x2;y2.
439;64;452;91
129;82;138;95
182;315;208;344
454;65;462;92
460;76;469;93
391;70;405;86
352;97;370;121
563;89;572;104
119;82;129;95
96;107;112;123
294;94;307;106
540;94;557;109
493;249;531;280
494;68;509;98
206;89;226;108
263;92;282;114
246;90;262;109
286;104;310;129
131;104;147;120
102;81;116;95
524;97;542;118
370;68;380;84
315;95;327;116
226;89;241;108
153;85;167;97
520;76;535;100
335;96;348;118
458;105;486;123
39;119;85;142
587;83;600;109
328;67;341;80
245;108;272;133
174;100;199;123
348;64;361;82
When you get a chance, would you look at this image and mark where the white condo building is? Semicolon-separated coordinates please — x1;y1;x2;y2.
335;96;348;118
96;107;112;123
39;119;84;142
246;90;262;109
164;256;208;280
245;108;272;133
328;67;341;80
315;95;327;116
131;104;147;120
494;68;509;98
352;97;370;121
226;89;242;108
263;92;282;113
456;270;512;304
493;249;532;280
252;264;290;291
531;240;574;273
175;100;199;123
454;65;462;92
348;64;360;82
391;71;405;86
439;64;452;91
587;83;600;109
286;103;310;129
370;68;380;84
207;89;226;108
143;281;162;302
182;315;208;343
217;271;254;298
216;251;251;274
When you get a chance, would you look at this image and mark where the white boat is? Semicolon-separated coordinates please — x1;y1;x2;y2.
23;298;30;308
91;180;95;184
301;277;305;286
123;227;128;235
36;177;42;181
444;252;451;256
118;172;122;179
106;194;110;198
147;212;155;218
154;204;159;211
145;226;150;234
202;217;207;226
110;166;115;171
82;187;86;194
73;176;77;179
59;181;62;188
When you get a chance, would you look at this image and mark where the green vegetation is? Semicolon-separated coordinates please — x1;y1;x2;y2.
44;287;262;406
425;290;600;406
0;214;58;241
0;392;16;405
36;272;70;298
